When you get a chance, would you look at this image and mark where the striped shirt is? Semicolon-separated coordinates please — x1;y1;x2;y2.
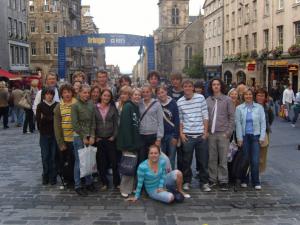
60;100;75;142
135;159;166;199
177;93;208;134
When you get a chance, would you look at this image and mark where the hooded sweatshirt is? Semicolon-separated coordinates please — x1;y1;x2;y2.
36;100;58;136
160;96;180;139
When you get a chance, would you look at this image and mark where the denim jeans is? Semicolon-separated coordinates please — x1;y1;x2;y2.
161;134;177;170
72;136;92;189
13;106;24;126
241;134;260;186
147;170;177;204
0;106;9;128
40;135;57;182
23;108;34;133
292;105;300;124
182;136;209;184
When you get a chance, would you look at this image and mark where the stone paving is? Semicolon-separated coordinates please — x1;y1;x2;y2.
0;119;300;225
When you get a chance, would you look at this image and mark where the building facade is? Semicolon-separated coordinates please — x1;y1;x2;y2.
222;0;300;92
154;0;204;77
203;0;223;80
28;0;81;78
0;0;30;73
81;5;106;82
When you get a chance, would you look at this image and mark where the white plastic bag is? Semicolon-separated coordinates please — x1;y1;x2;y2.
78;145;97;178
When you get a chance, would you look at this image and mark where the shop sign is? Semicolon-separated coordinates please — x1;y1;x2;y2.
288;64;298;72
247;64;256;71
268;60;289;67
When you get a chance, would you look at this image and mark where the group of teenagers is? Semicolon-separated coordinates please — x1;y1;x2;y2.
32;69;273;204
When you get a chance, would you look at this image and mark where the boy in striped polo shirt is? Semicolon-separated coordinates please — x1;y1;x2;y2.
177;80;211;192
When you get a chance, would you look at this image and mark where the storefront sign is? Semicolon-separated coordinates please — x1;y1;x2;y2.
268;60;289;67
288;64;298;72
247;64;256;71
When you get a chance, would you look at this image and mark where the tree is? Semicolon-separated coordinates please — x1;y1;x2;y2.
184;53;205;79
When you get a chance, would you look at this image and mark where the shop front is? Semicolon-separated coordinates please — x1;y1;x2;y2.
204;65;222;81
267;59;299;93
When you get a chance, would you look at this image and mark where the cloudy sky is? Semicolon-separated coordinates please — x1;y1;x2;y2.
82;0;205;73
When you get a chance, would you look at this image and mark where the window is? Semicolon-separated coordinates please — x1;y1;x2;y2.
53;22;58;33
245;4;249;24
245;35;249;51
204;49;207;62
8;18;13;36
278;0;284;9
226;41;229;55
31;42;36;56
295;21;300;44
19;21;22;38
45;41;51;55
13;0;16;9
205;24;208;39
23;23;26;38
30;21;35;32
9;0;12;8
213;47;216;58
29;0;34;12
218;46;221;58
277;26;283;46
232;39;235;54
253;1;257;19
15;47;19;64
172;6;179;25
226;15;229;31
72;20;77;30
209;48;211;59
217;17;221;34
185;46;192;68
10;45;15;65
238;8;242;26
213;20;216;36
25;48;28;64
44;0;49;11
253;32;257;49
264;29;269;49
238;37;241;52
45;21;50;33
53;0;58;12
54;42;58;55
14;19;18;36
209;22;212;38
231;12;235;29
20;48;24;64
264;0;270;16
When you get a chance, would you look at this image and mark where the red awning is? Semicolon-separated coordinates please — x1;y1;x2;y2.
0;69;22;80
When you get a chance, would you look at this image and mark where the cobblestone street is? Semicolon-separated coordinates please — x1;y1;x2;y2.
0;119;300;225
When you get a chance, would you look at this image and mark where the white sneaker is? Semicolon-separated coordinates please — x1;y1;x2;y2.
182;192;191;198
183;183;190;191
291;124;296;128
202;183;211;192
255;185;262;190
121;192;129;198
240;183;248;188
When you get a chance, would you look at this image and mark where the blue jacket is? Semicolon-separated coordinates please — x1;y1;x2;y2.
235;102;266;142
160;97;180;139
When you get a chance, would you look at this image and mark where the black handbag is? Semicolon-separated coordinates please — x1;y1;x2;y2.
119;155;138;176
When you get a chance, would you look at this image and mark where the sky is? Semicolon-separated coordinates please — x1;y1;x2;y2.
82;0;205;73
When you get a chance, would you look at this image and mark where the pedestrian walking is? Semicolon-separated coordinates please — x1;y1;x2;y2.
206;78;235;191
36;87;58;185
22;85;34;134
11;83;24;127
282;84;295;121
235;88;266;190
177;80;210;192
117;88;142;198
0;81;9;129
95;89;120;190
71;84;96;196
291;90;300;127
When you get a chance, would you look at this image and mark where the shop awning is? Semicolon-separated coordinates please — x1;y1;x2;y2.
0;69;22;80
